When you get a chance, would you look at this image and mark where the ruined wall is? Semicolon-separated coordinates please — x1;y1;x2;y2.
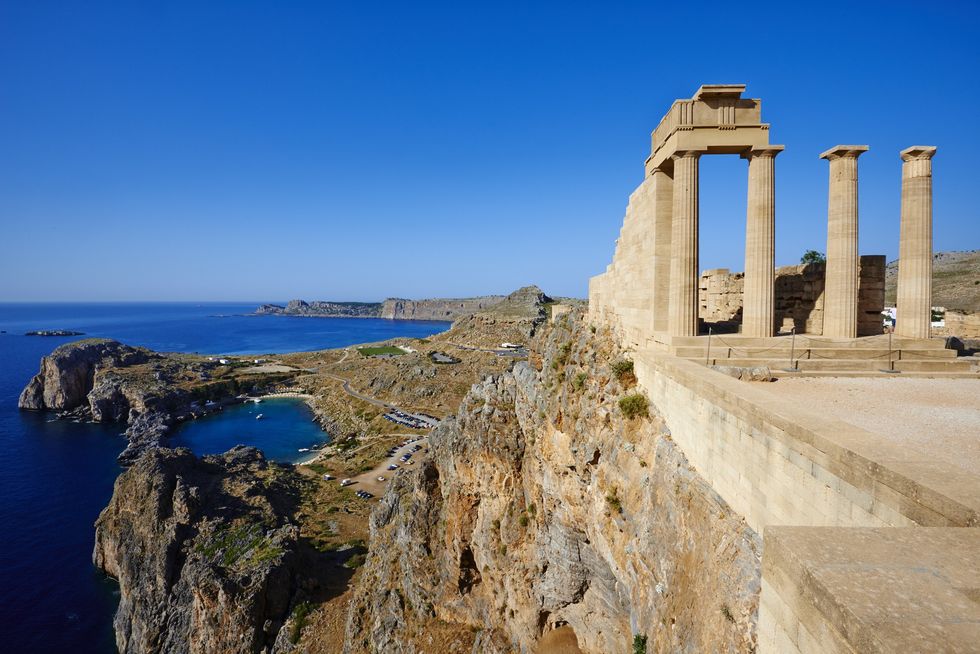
936;310;980;338
697;256;887;336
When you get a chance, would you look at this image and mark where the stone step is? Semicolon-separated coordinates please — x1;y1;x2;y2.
770;369;980;379
674;346;959;360
667;334;950;349
703;357;977;372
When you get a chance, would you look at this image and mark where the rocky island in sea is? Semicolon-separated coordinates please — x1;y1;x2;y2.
25;329;85;336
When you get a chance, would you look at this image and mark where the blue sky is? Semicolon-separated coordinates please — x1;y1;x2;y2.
1;1;977;302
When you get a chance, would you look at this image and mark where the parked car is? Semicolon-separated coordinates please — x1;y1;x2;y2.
377;476;386;482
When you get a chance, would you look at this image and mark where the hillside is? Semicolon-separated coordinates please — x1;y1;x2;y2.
256;295;507;321
885;250;980;311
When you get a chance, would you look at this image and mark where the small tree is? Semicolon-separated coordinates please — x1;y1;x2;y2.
800;250;826;264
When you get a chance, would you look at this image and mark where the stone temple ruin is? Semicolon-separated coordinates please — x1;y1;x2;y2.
588;84;969;374
588;85;979;653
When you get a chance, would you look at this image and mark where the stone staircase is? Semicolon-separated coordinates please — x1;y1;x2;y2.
666;333;980;376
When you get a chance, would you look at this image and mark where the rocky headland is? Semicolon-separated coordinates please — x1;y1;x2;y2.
93;445;330;654
256;295;508;322
19;339;299;463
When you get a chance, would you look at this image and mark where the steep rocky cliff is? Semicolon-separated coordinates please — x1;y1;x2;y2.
94;446;309;654
343;310;760;653
379;296;505;321
256;295;507;321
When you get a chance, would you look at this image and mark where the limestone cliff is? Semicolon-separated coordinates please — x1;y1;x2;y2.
379;296;505;321
343;310;761;653
94;446;308;654
256;296;506;321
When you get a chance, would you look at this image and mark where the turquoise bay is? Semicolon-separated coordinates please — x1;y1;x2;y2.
170;397;328;464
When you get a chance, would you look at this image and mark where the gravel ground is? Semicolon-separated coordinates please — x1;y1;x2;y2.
768;377;980;477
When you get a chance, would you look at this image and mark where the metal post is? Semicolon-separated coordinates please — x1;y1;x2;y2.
782;327;800;372
705;327;712;366
880;328;900;373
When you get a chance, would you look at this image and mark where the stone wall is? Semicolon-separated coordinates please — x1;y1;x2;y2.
936;309;980;338
631;350;978;654
593;242;887;345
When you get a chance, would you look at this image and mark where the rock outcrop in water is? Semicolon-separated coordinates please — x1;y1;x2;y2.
343;310;760;653
19;339;149;411
94;446;306;654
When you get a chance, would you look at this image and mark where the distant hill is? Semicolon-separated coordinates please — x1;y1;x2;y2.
256;295;507;321
884;250;980;312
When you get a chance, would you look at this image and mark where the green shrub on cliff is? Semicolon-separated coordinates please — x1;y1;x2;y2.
618;393;648;419
611;359;636;387
289;601;311;644
632;633;648;654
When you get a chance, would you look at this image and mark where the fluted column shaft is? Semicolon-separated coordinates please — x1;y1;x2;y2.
651;168;674;333
742;146;784;337
896;146;937;339
668;151;700;337
820;145;868;338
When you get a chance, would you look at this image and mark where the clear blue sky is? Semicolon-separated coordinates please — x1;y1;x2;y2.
1;1;977;302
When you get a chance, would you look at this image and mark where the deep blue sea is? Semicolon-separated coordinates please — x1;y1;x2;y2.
0;303;449;653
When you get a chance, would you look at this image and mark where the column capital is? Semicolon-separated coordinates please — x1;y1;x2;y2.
741;145;785;160
670;148;705;161
820;144;869;160
900;145;937;162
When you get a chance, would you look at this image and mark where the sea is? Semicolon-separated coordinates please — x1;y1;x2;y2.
0;303;449;653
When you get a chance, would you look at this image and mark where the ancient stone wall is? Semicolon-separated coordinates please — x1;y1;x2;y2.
936;310;980;338
594;250;886;344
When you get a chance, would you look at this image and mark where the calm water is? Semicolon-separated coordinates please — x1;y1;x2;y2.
0;303;448;653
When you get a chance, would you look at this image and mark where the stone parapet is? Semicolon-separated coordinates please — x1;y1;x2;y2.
760;527;980;653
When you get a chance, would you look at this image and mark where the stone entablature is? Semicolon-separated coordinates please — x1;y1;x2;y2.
646;84;772;174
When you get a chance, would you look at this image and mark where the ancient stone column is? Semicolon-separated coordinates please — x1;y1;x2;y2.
668;150;701;337
742;146;784;337
820;145;868;338
651;168;674;333
896;146;937;339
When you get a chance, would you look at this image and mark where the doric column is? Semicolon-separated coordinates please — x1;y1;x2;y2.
668;150;701;337
820;145;869;338
651;168;674;333
742;146;784;337
896;146;937;339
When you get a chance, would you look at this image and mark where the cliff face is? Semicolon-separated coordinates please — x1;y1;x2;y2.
257;301;383;317
344;311;761;653
380;296;505;321
19;339;149;411
94;446;305;654
255;295;507;321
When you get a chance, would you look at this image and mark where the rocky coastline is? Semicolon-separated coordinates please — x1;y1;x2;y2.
256;295;507;322
18;339;299;464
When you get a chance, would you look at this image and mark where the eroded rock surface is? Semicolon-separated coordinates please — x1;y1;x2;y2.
344;311;761;653
94;446;305;654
